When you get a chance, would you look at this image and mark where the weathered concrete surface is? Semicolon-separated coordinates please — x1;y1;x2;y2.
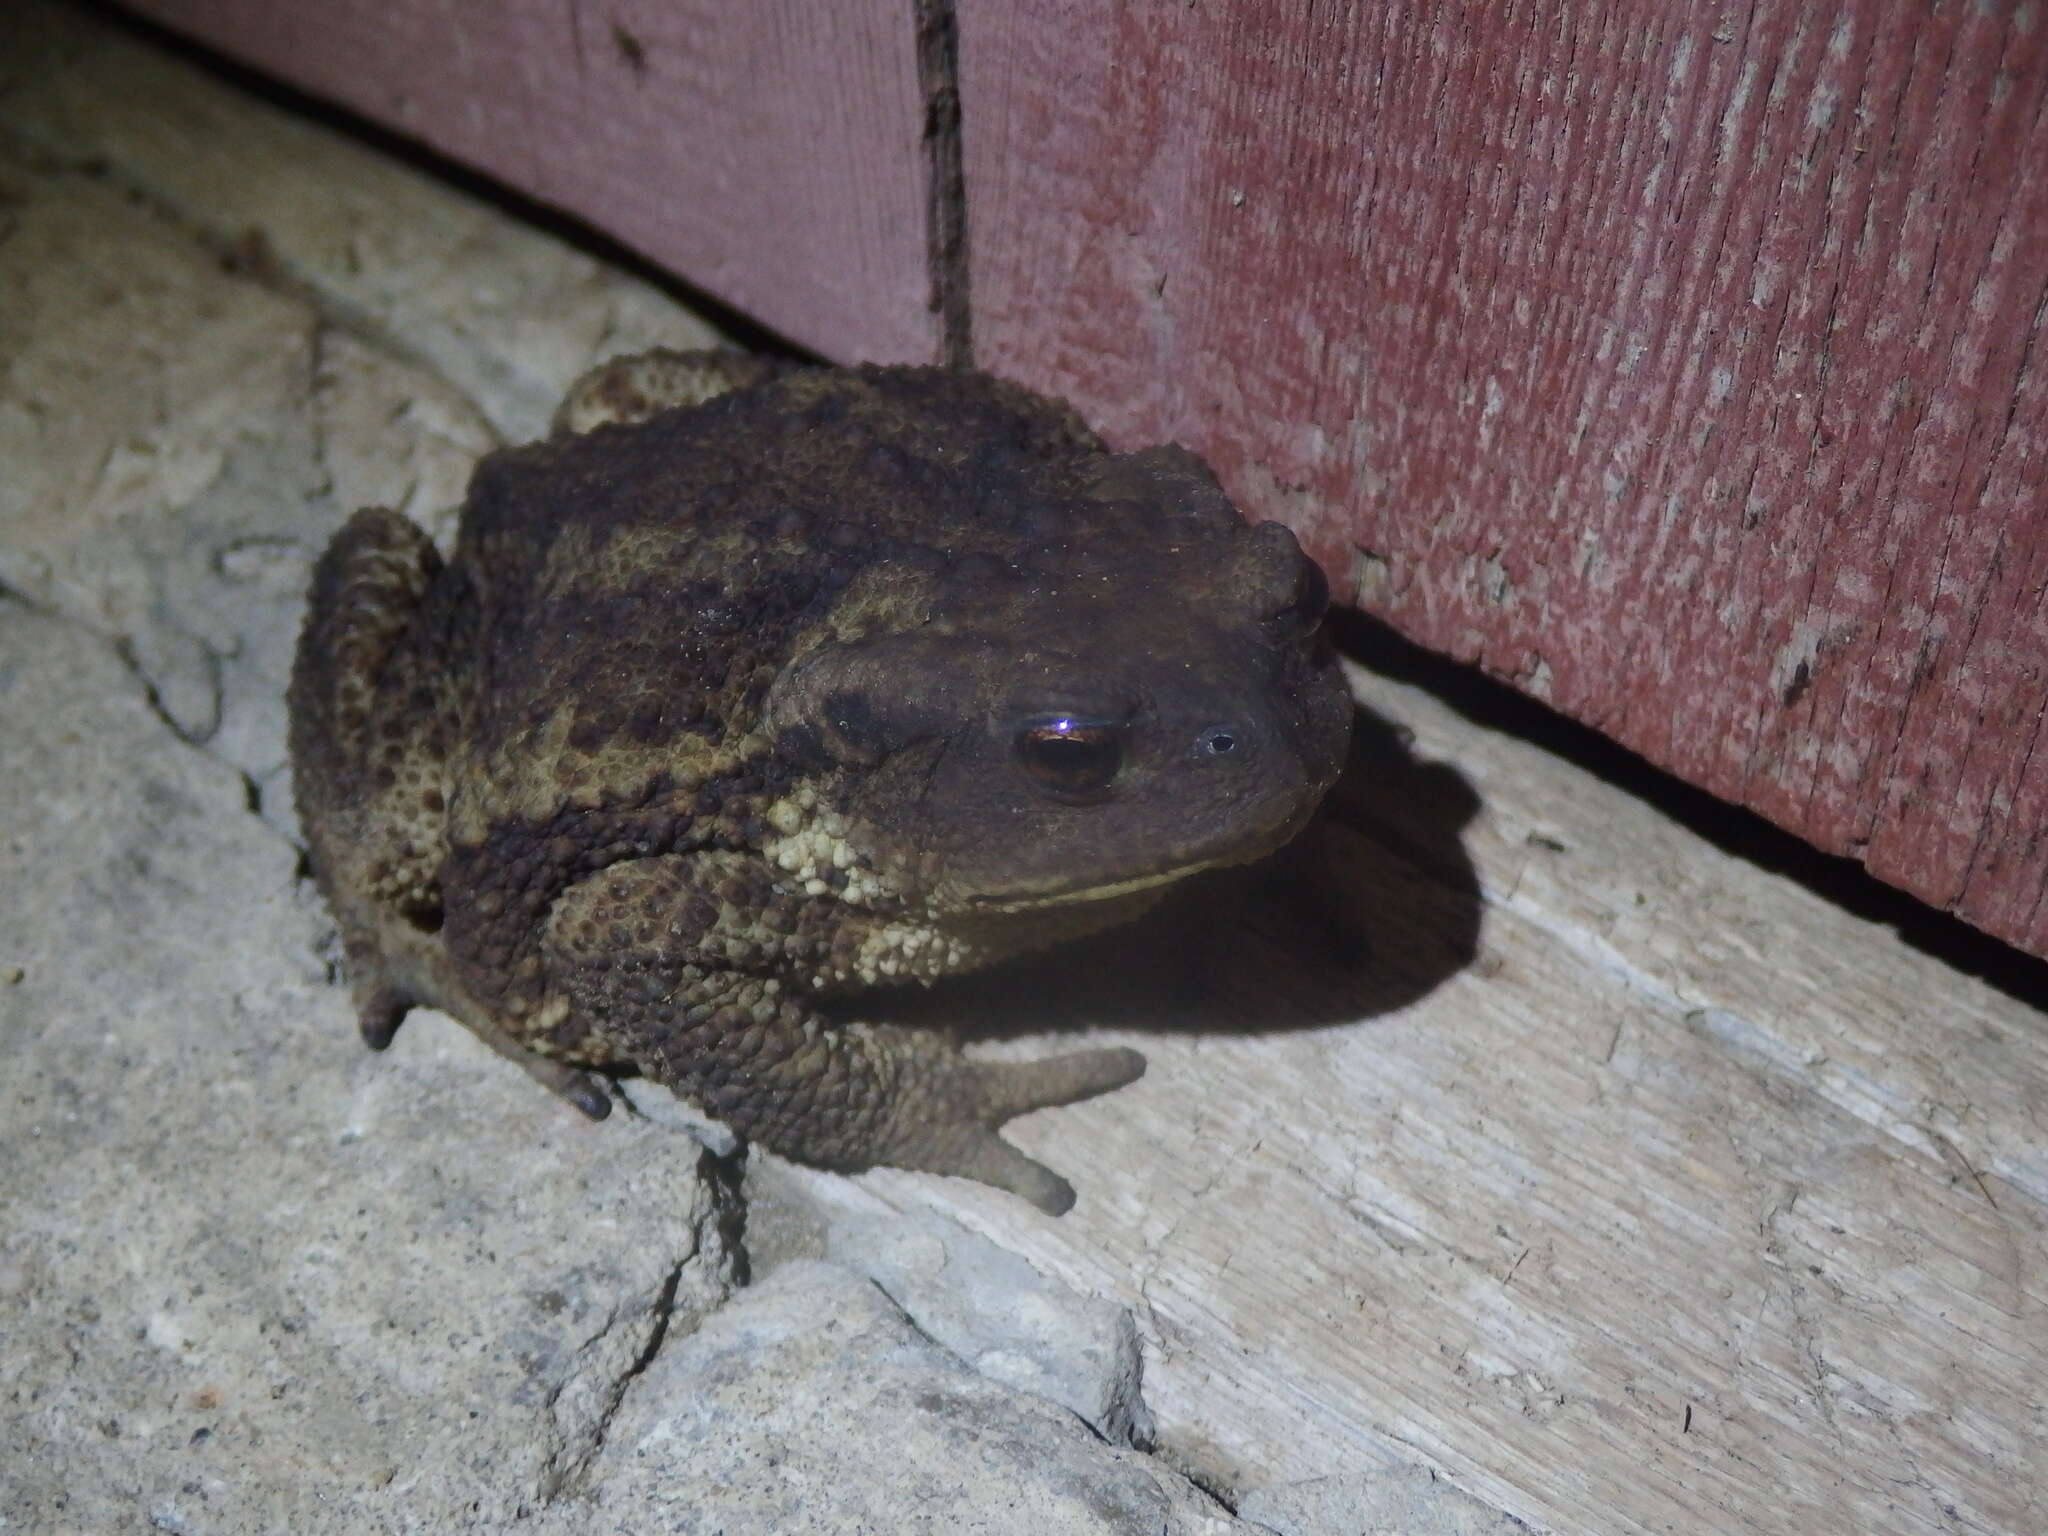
1240;1469;1534;1536
3;0;725;448
529;1261;1238;1536
0;602;741;1533
0;600;1247;1526
0;0;723;836
808;1180;1156;1448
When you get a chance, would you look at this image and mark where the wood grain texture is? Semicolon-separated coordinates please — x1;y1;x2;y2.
795;658;2048;1535
118;0;940;365
959;1;2048;958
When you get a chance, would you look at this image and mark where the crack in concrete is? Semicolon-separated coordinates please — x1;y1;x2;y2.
536;1144;749;1503
102;606;286;826
109;628;221;748
537;1260;688;1501
0;579;272;831
864;1270;1170;1481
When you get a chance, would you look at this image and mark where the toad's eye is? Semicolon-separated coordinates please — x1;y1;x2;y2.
1014;715;1125;799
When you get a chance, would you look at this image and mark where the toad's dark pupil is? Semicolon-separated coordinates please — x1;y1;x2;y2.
1016;717;1123;794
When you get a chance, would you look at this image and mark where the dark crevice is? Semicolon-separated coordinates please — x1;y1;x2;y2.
867;1274;941;1350
1331;609;2048;1013
1164;1452;1242;1518
109;633;216;748
915;0;973;368
7;591;281;825
535;1151;747;1506
535;1258;687;1502
618;1263;686;1392
700;1141;753;1290
866;1266;1147;1467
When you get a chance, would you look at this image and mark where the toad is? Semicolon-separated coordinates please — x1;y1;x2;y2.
288;351;1351;1212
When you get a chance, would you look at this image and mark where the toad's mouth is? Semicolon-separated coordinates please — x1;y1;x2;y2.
946;777;1339;915
961;857;1224;914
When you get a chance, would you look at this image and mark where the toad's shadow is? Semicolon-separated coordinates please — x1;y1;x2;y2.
884;693;1485;1044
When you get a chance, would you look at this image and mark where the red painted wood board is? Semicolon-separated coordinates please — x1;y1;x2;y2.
118;0;940;366
958;1;2048;959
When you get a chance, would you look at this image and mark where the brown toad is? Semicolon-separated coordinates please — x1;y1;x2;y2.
288;351;1351;1213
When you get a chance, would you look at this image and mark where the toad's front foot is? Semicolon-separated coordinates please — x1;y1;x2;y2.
875;1043;1148;1215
